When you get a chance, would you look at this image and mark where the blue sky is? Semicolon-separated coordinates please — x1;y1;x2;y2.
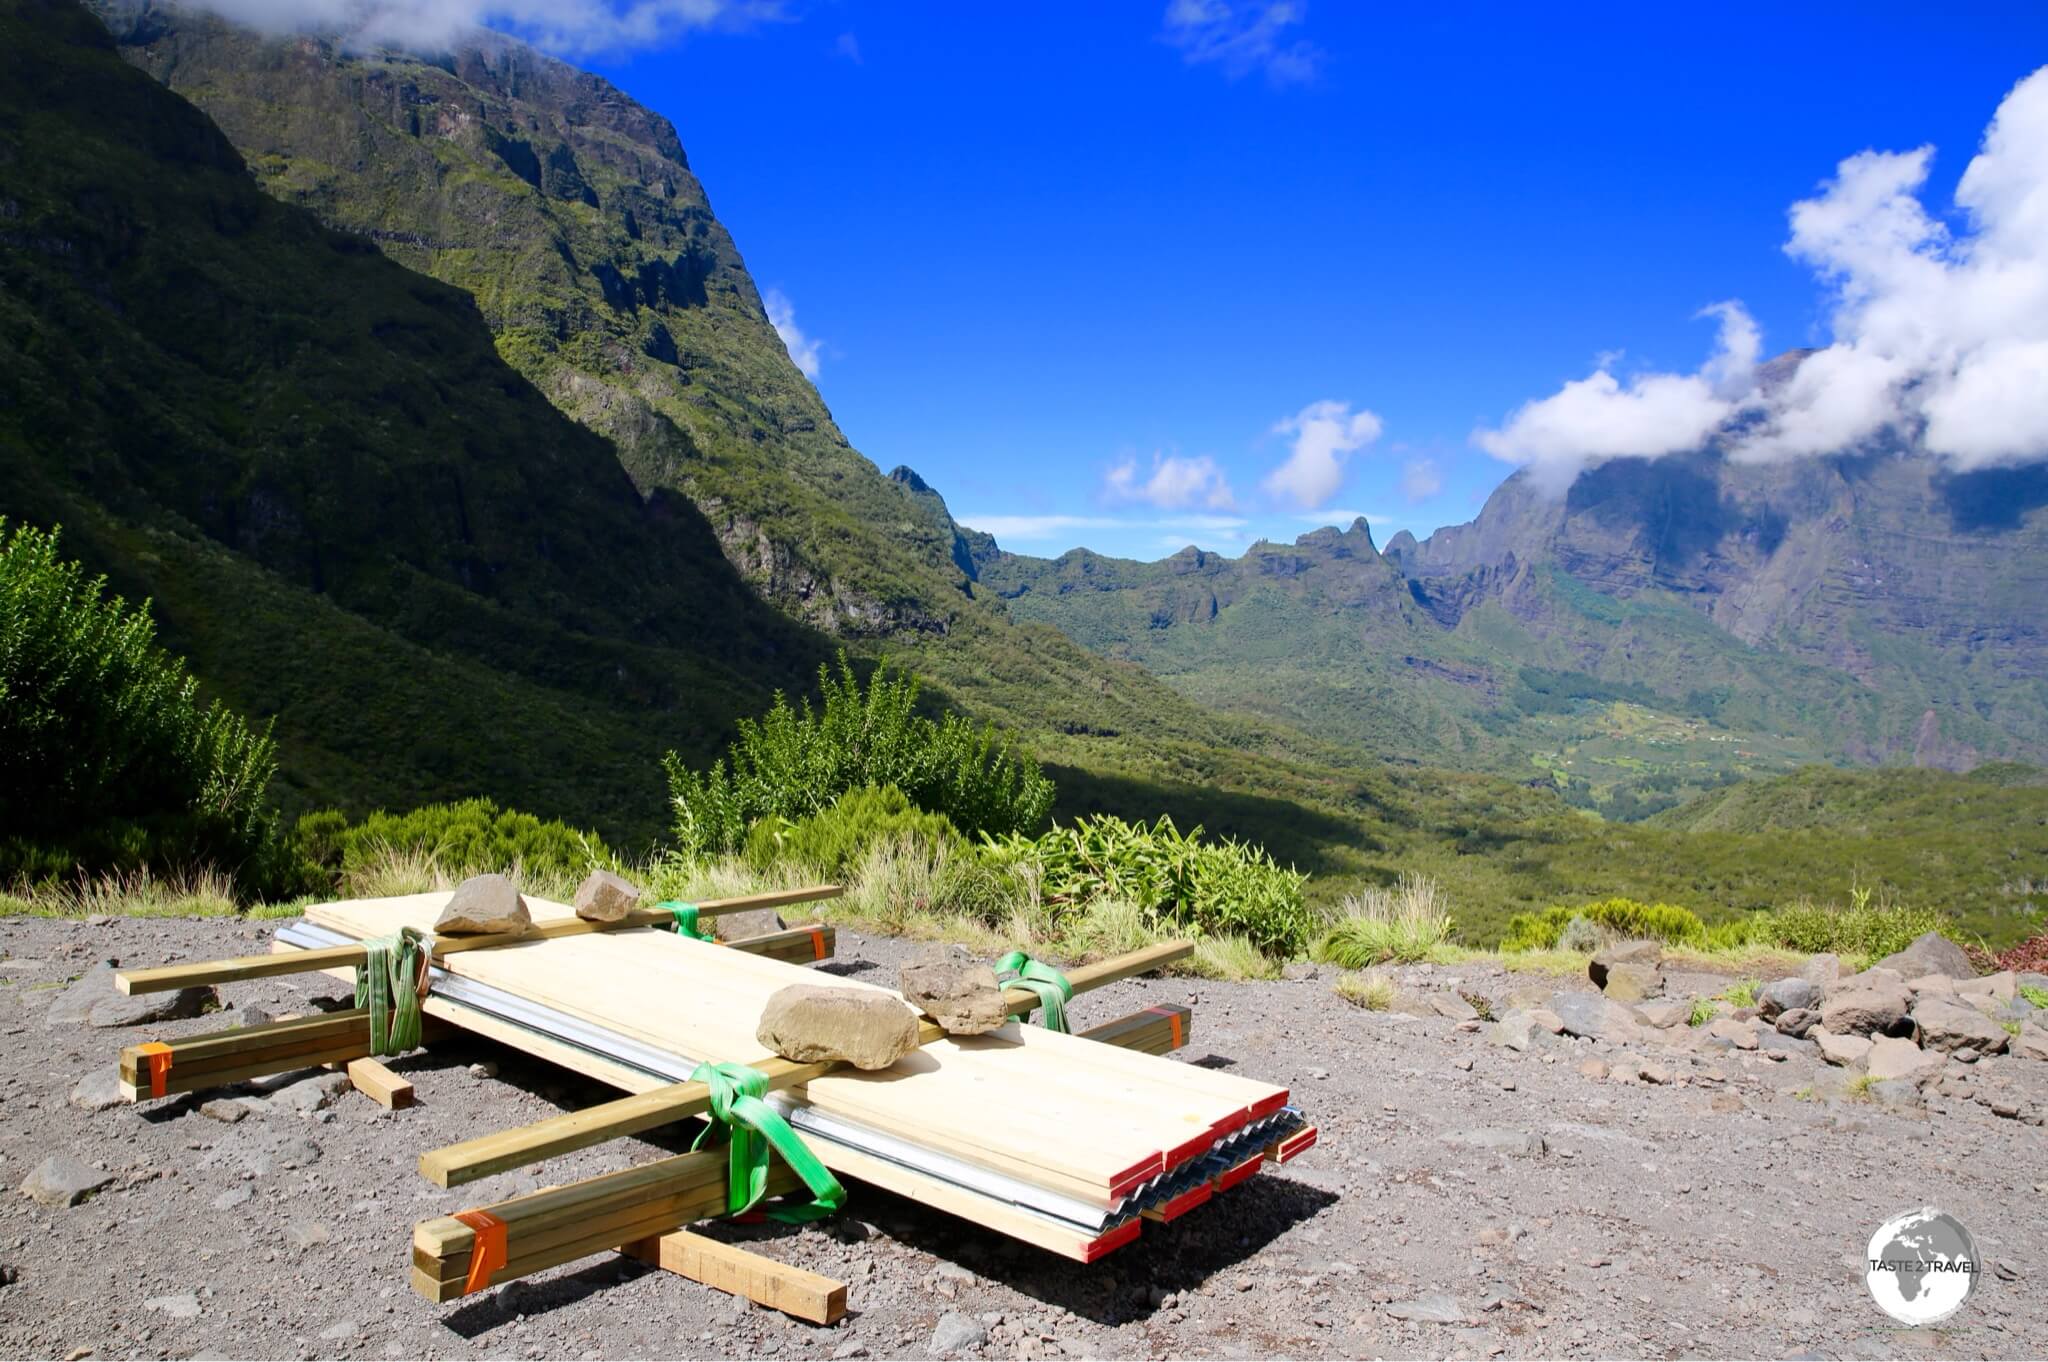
556;2;2048;561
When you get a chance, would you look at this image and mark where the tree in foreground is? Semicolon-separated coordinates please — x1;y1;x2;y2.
0;520;289;893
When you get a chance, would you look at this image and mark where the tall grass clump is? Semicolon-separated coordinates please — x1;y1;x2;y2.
1502;898;1706;953
0;521;296;896
0;866;240;919
1334;971;1397;1011
1313;874;1454;967
982;812;1310;952
664;654;1054;859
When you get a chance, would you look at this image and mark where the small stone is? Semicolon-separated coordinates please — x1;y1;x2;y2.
899;945;1009;1035
1815;1030;1873;1067
433;874;532;936
1281;962;1319;982
319;1320;359;1342
1774;1007;1820;1038
1756;977;1820;1019
1709;1093;1745;1113
42;961;119;1028
1526;1008;1565;1034
1867;1079;1925;1113
1706;1017;1759;1050
88;986;217;1029
757;984;920;1070
1905;973;1956;997
1547;993;1639;1042
1635;1000;1691;1029
1866;1035;1944;1086
716;907;785;941
1638;1062;1672;1085
1577;1059;1609;1081
1430;992;1480;1022
1992;1259;2019;1282
19;1154;114;1208
1438;1129;1544;1156
289;1220;332;1249
145;1291;201;1320
930;1311;988;1355
1450;1055;1474;1072
68;1066;125;1113
1384;1295;1468;1324
1305;1066;1330;1080
572;869;641;923
468;1061;499;1080
200;1099;249;1124
212;1186;253;1210
2013;1024;2048;1062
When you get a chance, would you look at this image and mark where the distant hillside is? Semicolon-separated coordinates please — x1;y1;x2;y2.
980;437;2048;817
1651;763;2048;835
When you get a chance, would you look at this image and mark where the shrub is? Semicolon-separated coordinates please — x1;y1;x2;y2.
1763;894;1951;960
1189;933;1278;981
0;521;294;895
744;785;961;877
296;798;612;898
664;654;1054;858
1556;915;1606;954
1313;875;1454;967
984;812;1311;952
1502;898;1705;952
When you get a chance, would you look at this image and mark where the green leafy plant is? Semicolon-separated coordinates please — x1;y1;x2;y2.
744;784;962;877
0;521;293;895
1763;895;1952;960
2020;985;2048;1010
664;654;1054;859
1313;874;1454;967
982;811;1310;952
296;798;612;896
1502;898;1706;952
1687;997;1719;1027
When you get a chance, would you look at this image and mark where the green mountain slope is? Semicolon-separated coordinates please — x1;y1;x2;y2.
0;0;835;839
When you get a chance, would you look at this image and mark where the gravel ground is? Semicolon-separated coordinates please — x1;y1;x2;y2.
1;914;2044;1360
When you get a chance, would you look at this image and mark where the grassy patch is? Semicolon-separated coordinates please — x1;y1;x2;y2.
1;868;239;919
1313;875;1454;968
1334;972;1396;1010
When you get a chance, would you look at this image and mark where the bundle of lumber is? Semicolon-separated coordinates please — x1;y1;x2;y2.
303;888;1294;1261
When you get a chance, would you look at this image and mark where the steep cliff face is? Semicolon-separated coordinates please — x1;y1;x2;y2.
91;0;968;635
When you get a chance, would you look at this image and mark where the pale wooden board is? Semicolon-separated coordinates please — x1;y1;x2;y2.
305;894;1281;1202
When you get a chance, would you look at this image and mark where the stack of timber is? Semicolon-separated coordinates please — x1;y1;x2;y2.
288;892;1308;1265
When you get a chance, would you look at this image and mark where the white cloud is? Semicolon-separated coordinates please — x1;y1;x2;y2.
176;0;779;57
1399;457;1442;502
1473;302;1758;493
1104;452;1237;510
763;288;822;380
1262;400;1383;509
1160;0;1321;86
959;513;1244;542
1477;64;2048;489
1294;508;1377;524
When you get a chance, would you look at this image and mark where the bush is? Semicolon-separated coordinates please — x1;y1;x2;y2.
664;654;1054;859
1501;898;1706;952
744;785;961;877
984;812;1310;952
297;798;612;896
0;520;295;895
1761;895;1951;961
1313;875;1454;967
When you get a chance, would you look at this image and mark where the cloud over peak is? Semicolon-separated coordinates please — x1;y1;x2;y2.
175;0;779;58
1263;400;1382;509
1477;64;2048;493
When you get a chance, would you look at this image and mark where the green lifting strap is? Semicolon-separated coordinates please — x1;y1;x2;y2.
353;927;426;1056
660;900;715;941
995;950;1073;1033
688;1061;846;1223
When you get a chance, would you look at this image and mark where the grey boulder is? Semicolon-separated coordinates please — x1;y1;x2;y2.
88;985;216;1028
433;874;532;936
1874;931;1976;982
1774;1007;1820;1038
757;985;921;1070
20;1153;114;1208
572;869;641;923
1819;986;1908;1037
1547;992;1640;1042
1589;941;1664;1001
1756;977;1820;1020
69;1066;126;1113
1912;997;2010;1058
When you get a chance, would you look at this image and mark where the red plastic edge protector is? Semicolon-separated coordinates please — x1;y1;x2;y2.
1106;1154;1164;1200
1153;1182;1214;1222
1272;1126;1318;1163
1215;1154;1264;1191
1081;1219;1144;1263
1246;1090;1289;1121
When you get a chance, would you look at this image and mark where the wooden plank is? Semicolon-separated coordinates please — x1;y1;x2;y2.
1077;1003;1192;1055
116;885;842;994
418;946;1190;1188
719;922;836;965
620;1230;846;1325
347;1057;414;1110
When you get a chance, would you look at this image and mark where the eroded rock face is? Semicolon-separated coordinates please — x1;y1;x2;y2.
434;874;532;936
898;945;1009;1036
757;985;920;1070
572;869;641;923
1875;931;1976;982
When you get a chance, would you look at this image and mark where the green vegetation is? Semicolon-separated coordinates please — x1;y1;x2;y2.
665;656;1053;859
744;785;962;878
295;798;614;899
1334;972;1397;1011
1502;897;1708;952
981;812;1310;952
0;521;291;894
1313;876;1455;967
2021;985;2048;1010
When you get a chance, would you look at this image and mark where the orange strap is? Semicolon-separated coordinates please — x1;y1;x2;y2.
809;928;828;961
136;1041;174;1099
1147;1006;1185;1050
453;1210;508;1295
